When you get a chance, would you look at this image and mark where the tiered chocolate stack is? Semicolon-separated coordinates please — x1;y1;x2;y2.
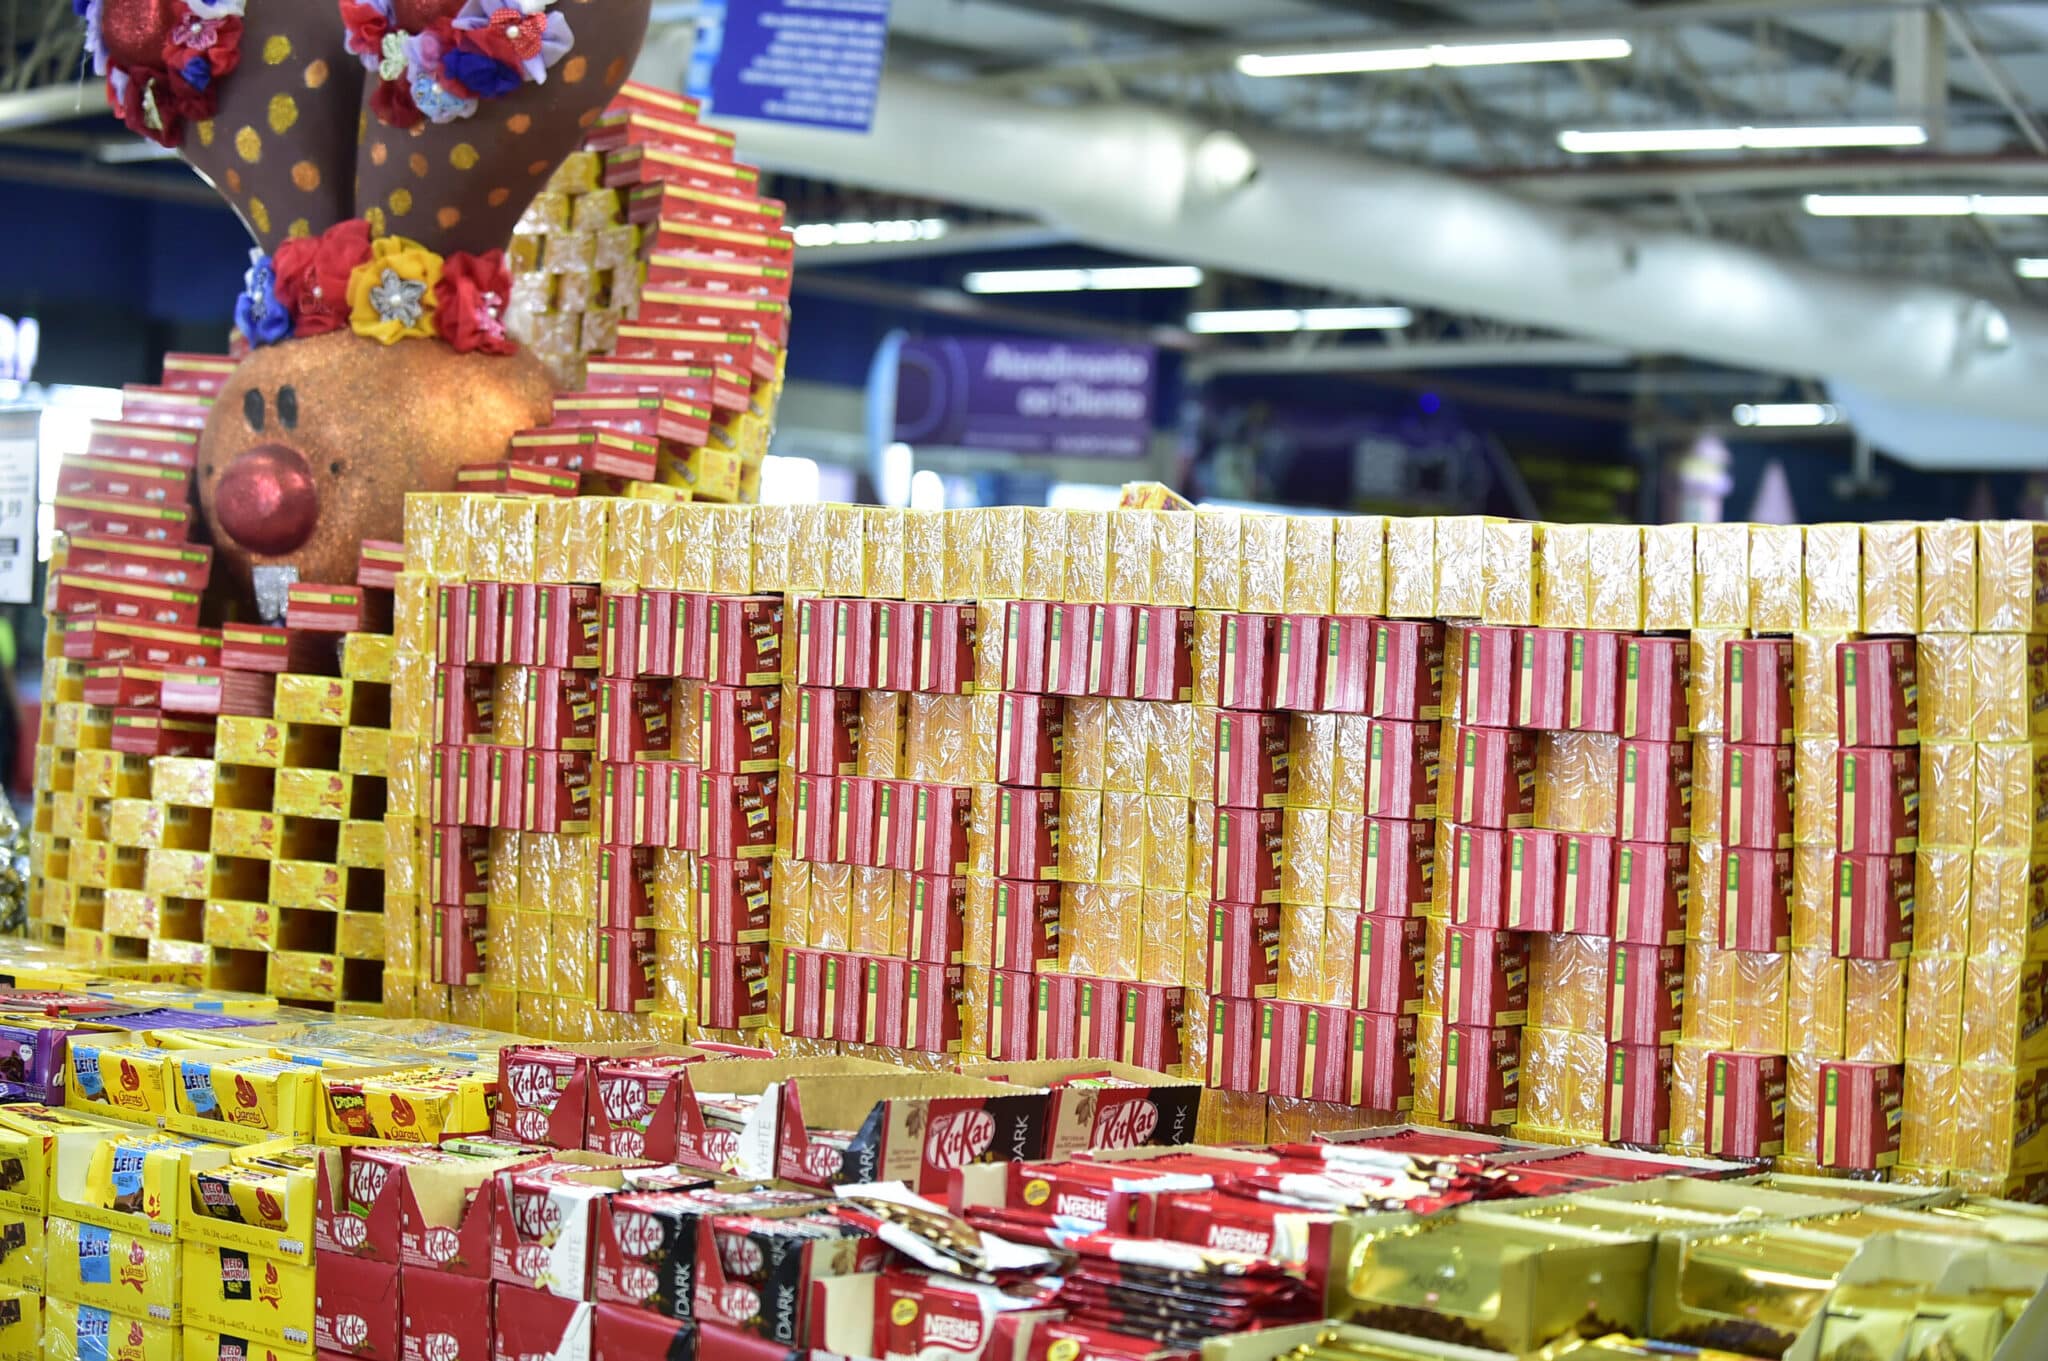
33;355;401;1010
499;84;789;505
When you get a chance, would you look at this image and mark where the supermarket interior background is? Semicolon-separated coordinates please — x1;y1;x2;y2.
9;2;2048;1360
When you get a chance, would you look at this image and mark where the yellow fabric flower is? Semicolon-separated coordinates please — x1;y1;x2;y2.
347;236;443;345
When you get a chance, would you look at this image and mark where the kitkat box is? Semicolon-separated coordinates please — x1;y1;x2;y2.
771;1071;1052;1195
602;1057;893;1177
495;1042;706;1148
958;1060;1201;1158
492;1283;592;1361
315;1251;401;1361
592;1185;825;1318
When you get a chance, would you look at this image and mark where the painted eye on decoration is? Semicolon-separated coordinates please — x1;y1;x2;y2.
243;388;266;432
277;385;300;430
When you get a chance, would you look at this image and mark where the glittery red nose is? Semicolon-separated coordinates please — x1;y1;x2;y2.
215;444;319;557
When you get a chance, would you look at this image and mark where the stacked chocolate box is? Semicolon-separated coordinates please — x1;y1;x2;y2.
777;593;980;1060
503;84;789;504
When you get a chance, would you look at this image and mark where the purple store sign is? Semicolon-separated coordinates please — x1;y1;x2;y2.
892;338;1158;459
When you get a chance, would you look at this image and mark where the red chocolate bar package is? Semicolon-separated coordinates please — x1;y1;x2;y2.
1726;638;1795;745
1360;817;1435;918
1364;720;1439;821
1618;738;1693;844
1566;630;1622;734
1444;926;1529;1028
1817;1060;1903;1171
1836;747;1919;856
1505;828;1562;933
1370;620;1445;722
1353;913;1427;1016
1722;848;1793;953
1706;1050;1788;1159
1837;638;1918;748
1623;636;1690;742
1213;710;1289;810
1834;852;1915;960
1450;725;1537;829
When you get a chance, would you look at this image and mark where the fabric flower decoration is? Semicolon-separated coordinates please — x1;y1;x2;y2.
441;47;520;99
456;0;571;82
349;236;443;345
166;13;242;92
435;250;517;356
410;69;479;123
341;0;396;68
234;249;293;348
369;75;423;129
273;219;373;338
77;0;108;77
186;0;246;17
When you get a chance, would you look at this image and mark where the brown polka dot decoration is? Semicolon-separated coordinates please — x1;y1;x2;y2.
347;0;653;256
91;1;651;257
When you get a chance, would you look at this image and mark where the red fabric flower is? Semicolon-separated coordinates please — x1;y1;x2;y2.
273;220;374;338
110;68;199;147
370;74;423;129
165;13;242;90
339;0;392;59
435;250;517;356
466;7;546;66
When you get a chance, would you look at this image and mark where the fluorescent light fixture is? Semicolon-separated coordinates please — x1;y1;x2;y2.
1803;193;2048;217
1560;123;1925;154
2016;258;2048;279
963;265;1204;294
1187;306;1412;334
789;218;950;248
1238;36;1629;79
1733;403;1840;427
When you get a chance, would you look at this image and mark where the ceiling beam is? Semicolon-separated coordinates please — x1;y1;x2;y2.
790;270;1207;351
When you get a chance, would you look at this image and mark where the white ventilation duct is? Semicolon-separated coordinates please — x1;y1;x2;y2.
717;73;2048;424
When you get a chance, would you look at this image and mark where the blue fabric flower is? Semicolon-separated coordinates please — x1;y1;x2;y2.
411;69;480;123
442;48;521;99
181;57;211;91
235;249;292;348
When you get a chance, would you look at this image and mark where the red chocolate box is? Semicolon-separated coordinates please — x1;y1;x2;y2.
1817;1060;1904;1171
1214;710;1290;809
1131;606;1194;704
697;941;770;1028
1360;817;1436;917
1838;639;1919;748
1207;997;1261;1095
1349;1011;1420;1112
1354;913;1427;1016
1088;604;1137;699
1044;603;1093;698
698;685;781;774
1834;852;1915;960
1517;627;1569;730
772;1072;1051;1195
1506;827;1563;934
1320;615;1373;714
601;929;659;1015
593;1306;696;1361
705;595;783;687
697;856;773;945
316;1252;402;1361
1614;842;1686;947
863;957;911;1049
1441;1024;1522;1127
492;1283;591;1361
1211;807;1284;905
1119;982;1191;1077
1460;626;1523;728
1837;747;1919;856
915;602;976;695
1256;999;1310;1098
1002;601;1050;694
697;771;777;860
1560;831;1617;937
1567;630;1623;733
401;1268;491;1361
1727;639;1795;746
906;874;967;964
1207;901;1282;999
1722;743;1796;851
1450;825;1510;928
1365;719;1440;821
1607;942;1685;1046
599;679;675;763
1722;847;1794;953
694;1214;884;1346
1444;925;1530;1028
1623;636;1691;742
988;970;1036;1063
1605;1043;1675;1147
1370;620;1446;722
1270;613;1325;712
997;693;1064;789
819;952;867;1045
996;788;1060;881
1705;1051;1788;1159
907;961;967;1054
592;1185;825;1319
1450;725;1537;829
793;687;859;777
1618;738;1693;845
992;879;1061;972
1219;613;1278;711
